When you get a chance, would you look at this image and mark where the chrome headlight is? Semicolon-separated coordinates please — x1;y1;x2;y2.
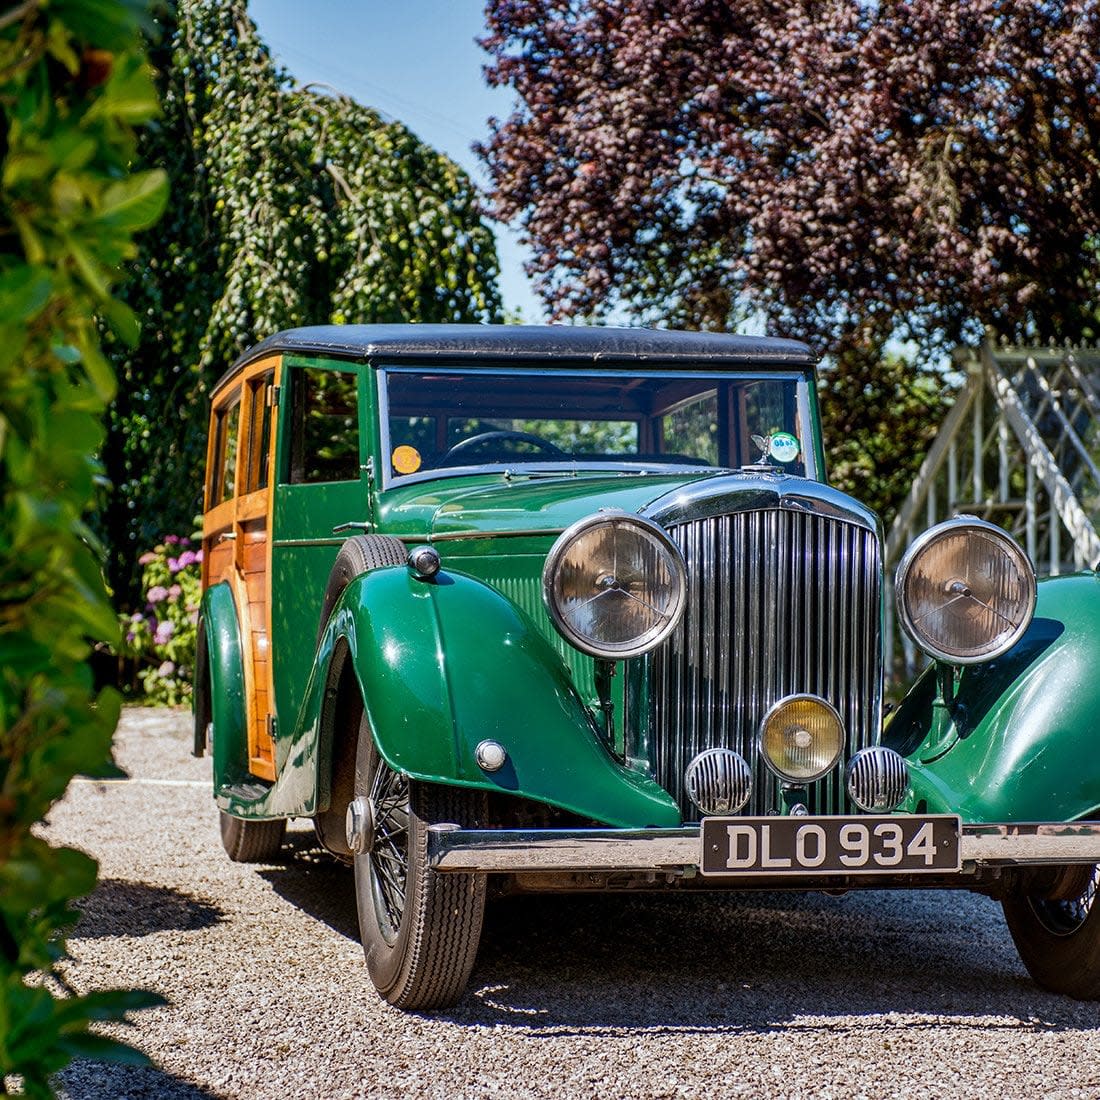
542;513;687;659
896;517;1036;664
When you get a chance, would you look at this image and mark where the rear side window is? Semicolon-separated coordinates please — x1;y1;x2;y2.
244;371;275;493
287;367;360;484
208;393;242;506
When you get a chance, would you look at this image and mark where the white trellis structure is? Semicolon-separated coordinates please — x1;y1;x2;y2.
884;340;1100;681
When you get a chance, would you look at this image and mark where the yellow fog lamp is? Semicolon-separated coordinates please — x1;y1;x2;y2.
759;695;845;783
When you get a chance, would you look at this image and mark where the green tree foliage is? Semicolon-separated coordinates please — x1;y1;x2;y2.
0;1;167;1093
100;0;502;601
819;341;953;528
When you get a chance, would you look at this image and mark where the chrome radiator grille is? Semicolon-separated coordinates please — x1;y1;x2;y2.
640;507;882;821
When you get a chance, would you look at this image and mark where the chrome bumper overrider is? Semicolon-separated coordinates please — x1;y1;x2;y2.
426;822;1100;874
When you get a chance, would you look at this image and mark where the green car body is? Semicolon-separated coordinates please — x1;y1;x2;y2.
195;324;1100;1009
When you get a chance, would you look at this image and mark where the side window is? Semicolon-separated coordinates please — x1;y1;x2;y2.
208;392;242;506
287;367;360;484
244;371;275;493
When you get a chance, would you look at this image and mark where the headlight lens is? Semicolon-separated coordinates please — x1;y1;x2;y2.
759;695;845;783
896;517;1036;664
542;513;687;659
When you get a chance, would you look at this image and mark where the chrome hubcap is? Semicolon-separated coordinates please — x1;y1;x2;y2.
345;796;374;855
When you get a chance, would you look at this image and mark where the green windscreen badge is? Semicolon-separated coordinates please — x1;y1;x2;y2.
755;431;800;464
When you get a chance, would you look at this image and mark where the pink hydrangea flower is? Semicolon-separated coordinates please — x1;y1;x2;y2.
168;584;182;599
154;620;175;646
147;585;168;603
138;552;156;565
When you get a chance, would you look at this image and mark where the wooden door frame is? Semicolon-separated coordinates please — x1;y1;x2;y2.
202;355;282;781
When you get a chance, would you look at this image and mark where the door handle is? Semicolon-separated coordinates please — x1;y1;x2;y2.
216;531;237;543
332;521;371;534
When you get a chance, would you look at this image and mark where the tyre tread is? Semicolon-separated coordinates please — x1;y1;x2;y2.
1003;869;1100;1000
317;535;406;644
389;783;486;1010
219;810;287;863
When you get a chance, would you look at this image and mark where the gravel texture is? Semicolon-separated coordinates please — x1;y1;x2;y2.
41;708;1100;1100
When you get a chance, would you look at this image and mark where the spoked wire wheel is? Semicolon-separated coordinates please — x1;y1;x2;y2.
366;759;410;945
1003;861;1100;999
352;713;487;1010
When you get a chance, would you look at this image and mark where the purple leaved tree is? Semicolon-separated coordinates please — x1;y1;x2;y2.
480;0;1100;353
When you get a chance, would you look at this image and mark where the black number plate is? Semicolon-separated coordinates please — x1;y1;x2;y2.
699;814;961;876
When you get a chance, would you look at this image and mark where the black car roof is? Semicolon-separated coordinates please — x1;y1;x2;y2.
217;323;816;391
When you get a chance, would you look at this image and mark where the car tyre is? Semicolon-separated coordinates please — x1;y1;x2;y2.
219;810;287;863
1002;864;1100;998
317;535;407;644
353;716;486;1011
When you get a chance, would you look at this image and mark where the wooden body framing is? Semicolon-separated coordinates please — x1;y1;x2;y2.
202;355;281;780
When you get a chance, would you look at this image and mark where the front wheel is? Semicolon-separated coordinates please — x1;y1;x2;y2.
351;719;486;1010
1002;864;1100;998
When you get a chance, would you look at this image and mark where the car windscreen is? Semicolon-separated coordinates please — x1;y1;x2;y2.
381;367;810;482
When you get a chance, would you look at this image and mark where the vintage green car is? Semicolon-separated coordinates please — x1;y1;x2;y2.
195;324;1100;1010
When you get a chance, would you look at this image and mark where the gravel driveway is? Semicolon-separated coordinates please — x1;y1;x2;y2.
42;708;1100;1100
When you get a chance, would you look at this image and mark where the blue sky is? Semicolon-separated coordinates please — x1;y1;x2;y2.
247;0;544;320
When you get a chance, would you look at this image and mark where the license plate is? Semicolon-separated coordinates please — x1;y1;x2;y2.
699;814;961;876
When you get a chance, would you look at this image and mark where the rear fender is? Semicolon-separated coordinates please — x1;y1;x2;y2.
198;581;249;791
888;573;1100;822
317;566;681;829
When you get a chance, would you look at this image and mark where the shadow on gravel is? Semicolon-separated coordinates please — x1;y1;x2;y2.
236;830;1100;1037
256;826;359;941
446;889;1100;1035
58;1062;225;1100
73;880;224;940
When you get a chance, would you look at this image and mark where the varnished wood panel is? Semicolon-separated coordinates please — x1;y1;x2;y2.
202;357;280;784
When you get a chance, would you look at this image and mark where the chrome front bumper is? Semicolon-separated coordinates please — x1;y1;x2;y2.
427;822;1100;874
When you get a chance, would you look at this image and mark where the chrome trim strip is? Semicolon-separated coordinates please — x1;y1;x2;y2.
272;537;348;547
427;822;1100;873
644;473;881;533
961;822;1100;863
409;528;566;543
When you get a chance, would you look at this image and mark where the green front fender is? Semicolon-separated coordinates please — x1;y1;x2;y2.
326;566;680;829
888;573;1100;823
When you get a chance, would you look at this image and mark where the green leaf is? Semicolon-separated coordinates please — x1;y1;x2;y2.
64;234;111;300
51;0;154;50
0;266;53;322
3;153;54;187
57;1033;154;1065
54;987;167;1026
101;296;140;346
85;49;160;123
75;331;117;402
96;169;169;233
